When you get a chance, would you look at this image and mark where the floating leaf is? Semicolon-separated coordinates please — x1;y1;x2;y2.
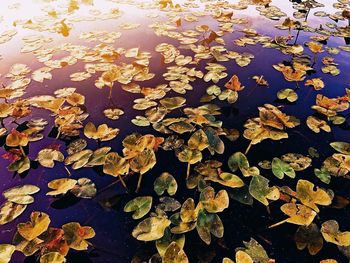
196;209;224;245
2;185;39;205
70;178;96;199
0;202;26;225
277;88;298;102
0;244;15;263
124;196;153;219
40;252;66;263
281;153;312;171
46;178;77;196
272;157;295;179
154;172;178;196
162;241;189;263
249;175;280;206
330;142;350;155
296;179;332;213
200;187;229;213
62;222;95;250
314;168;331;184
37;148;64;168
83;122;119;141
132;213;171;241
17;212;50;241
321;220;350;246
188;129;209;151
103;152;129;177
240;238;271;263
228;152;259;177
157;197;181;212
270;203;317;228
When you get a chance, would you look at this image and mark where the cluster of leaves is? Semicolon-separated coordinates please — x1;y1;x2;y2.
0;211;94;263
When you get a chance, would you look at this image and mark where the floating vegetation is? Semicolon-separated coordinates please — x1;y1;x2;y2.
0;0;350;262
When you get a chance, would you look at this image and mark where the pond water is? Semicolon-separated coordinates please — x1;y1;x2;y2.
1;0;350;262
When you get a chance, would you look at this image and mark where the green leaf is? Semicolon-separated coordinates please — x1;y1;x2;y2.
228;152;249;173
249;175;280;206
314;168;331;184
124;196;153;220
196;209;224;245
154;172;178;196
272;157;295;179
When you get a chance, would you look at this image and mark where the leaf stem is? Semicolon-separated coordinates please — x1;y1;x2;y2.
268;219;288;228
55;129;61;140
119;175;129;192
19;145;26;157
136;173;143;193
186;163;191;179
245;141;253;155
108;86;113;99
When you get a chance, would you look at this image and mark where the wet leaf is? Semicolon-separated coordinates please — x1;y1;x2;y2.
124;196;153;219
40;252;66;263
196;209;224;245
70;178;96;199
200;187;229;213
47;178;77;196
296;179;332;212
240;238;271;263
132;214;171;241
314;168;331;184
0;201;27;225
2;185;39;205
17;212;50;241
321;220;350;246
277;88;298;102
270;203;317;228
0;244;15;263
37;148;64;168
295;223;323;255
62;222;95;250
272;157;295;179
249;175;280;206
154;172;178;196
162;241;188;263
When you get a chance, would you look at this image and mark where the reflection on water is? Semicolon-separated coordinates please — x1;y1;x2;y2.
1;0;350;262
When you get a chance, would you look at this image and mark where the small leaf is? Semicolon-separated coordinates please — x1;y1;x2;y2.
154;172;178;196
249;175;280;206
314;168;331;184
62;222;95;250
124;196;153;219
272;157;295;179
